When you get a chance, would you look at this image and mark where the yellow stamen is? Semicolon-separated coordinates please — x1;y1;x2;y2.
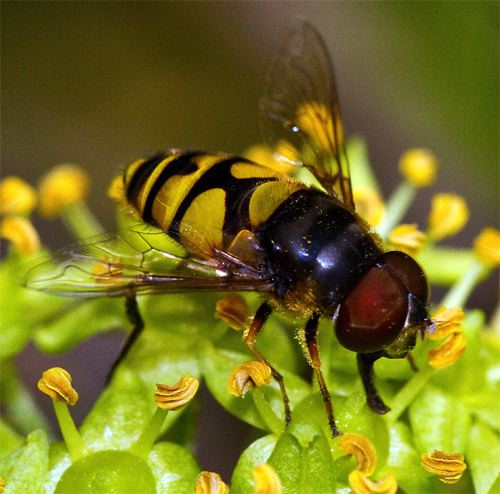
228;361;272;397
107;175;126;203
154;376;199;411
0;476;5;493
195;471;229;494
296;102;343;152
340;433;377;475
398;148;437;187
353;187;385;226
348;470;397;494
427;193;469;241
37;367;78;405
428;332;467;368
38;164;90;218
388;223;427;256
473;227;500;267
215;293;250;331
91;259;123;284
421;450;467;484
0;216;40;256
253;464;282;494
0;176;37;216
429;307;464;340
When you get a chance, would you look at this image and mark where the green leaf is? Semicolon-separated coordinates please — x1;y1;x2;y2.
0;429;49;494
231;435;277;494
148;441;199;494
80;367;155;450
268;431;336;494
409;384;471;453
33;298;125;353
0;419;23;459
466;421;500;494
202;345;309;431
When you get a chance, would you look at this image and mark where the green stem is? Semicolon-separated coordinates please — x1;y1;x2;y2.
62;200;104;240
386;366;433;422
251;388;284;436
53;400;87;461
130;408;168;458
441;260;489;308
377;181;416;238
417;247;476;285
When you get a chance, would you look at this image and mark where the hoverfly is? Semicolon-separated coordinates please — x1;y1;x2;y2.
26;21;433;436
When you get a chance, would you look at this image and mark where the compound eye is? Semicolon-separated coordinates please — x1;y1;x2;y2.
335;266;408;353
381;251;429;302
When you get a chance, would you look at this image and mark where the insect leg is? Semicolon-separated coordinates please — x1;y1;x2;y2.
107;293;144;383
244;301;292;425
304;315;340;437
356;352;390;414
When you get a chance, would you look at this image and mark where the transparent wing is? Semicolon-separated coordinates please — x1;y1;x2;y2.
24;224;273;298
259;20;354;209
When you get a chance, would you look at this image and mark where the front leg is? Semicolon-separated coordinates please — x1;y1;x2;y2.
356;352;390;414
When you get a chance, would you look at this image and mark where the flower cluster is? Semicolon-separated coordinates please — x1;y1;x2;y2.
0;140;498;493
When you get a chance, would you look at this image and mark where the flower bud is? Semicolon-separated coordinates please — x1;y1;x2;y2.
421;450;467;484
428;193;469;241
0;176;37;216
154;376;199;411
37;367;78;405
38;164;89;218
228;361;272;397
399;148;437;187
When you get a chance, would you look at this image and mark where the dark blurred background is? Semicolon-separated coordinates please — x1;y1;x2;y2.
2;0;498;479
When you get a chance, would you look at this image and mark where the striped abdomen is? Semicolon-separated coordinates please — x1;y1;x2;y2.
122;150;304;258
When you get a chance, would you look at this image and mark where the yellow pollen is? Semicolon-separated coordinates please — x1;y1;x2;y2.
0;216;40;256
0;176;37;216
155;376;199;411
228;361;272;397
353;187;385;226
253;464;282;494
428;332;467;368
348;470;397;494
473;227;500;267
38;164;90;218
340;433;377;475
429;306;464;340
427;193;469;242
215;293;250;331
388;223;427;256
398;148;437;187
195;471;229;494
420;450;467;484
37;367;78;405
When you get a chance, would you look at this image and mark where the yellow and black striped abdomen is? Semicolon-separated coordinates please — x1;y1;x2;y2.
122;150;305;258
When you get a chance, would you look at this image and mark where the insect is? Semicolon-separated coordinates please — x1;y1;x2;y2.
26;21;433;436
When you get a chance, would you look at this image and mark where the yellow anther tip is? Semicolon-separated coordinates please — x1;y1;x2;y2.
107;175;126;203
155;376;199;411
353;187;385;227
340;433;377;476
429;306;464;340
228;360;272;397
428;193;469;242
421;450;467;484
37;367;78;405
0;176;37;216
399;148;437;187
0;216;40;256
388;223;427;256
348;470;398;494
474;227;500;268
428;332;467;368
38;164;90;218
253;464;282;494
215;293;250;331
195;471;229;494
